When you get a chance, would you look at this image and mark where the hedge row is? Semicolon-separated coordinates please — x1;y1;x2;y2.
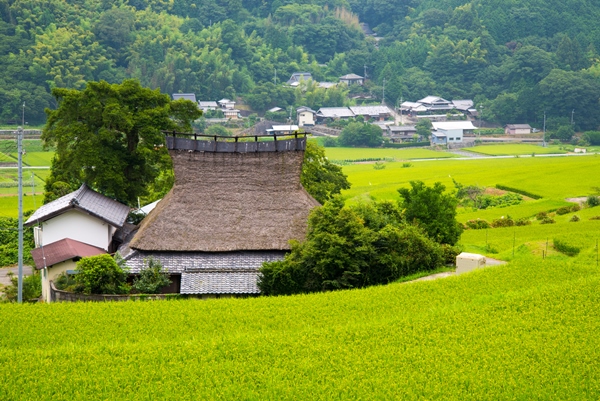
383;141;430;148
495;184;543;200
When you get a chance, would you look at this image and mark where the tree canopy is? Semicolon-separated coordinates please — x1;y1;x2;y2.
301;141;350;204
42;79;201;205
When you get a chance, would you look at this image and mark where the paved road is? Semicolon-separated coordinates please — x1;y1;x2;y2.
0;266;33;288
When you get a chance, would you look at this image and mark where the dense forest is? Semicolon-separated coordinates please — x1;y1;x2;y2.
1;0;600;130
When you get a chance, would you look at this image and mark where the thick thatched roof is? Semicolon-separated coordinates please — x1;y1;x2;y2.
129;147;319;252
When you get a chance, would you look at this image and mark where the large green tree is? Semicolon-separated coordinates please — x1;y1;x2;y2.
398;181;463;245
42;79;201;205
301;141;350;204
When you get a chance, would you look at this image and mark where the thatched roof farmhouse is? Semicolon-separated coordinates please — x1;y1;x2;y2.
120;134;319;297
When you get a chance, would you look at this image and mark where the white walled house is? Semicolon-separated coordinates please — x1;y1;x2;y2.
297;107;316;127
431;121;476;144
25;184;130;302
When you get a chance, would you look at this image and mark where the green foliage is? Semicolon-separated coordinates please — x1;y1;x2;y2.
132;257;171;294
465;219;490;230
415;119;432;138
398;181;463;245
495;184;542;200
321;136;338;147
75;254;129;295
587;195;600;207
205;125;232;136
338;122;383;147
491;216;514;228
42;80;200;206
300;142;350;204
515;217;532;226
540;216;556;225
583;131;600;145
259;197;445;295
373;161;386;170
569;214;580;222
0;271;41;302
552;125;575;143
0;213;35;267
553;237;580;256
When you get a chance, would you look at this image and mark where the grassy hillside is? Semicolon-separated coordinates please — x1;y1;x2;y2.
1;256;599;399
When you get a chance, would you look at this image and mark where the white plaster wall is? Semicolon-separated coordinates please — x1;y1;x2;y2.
441;128;464;142
298;112;314;126
40;210;112;250
42;259;77;303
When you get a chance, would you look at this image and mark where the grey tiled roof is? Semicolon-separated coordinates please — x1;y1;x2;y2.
123;250;284;294
181;271;260;294
25;184;130;228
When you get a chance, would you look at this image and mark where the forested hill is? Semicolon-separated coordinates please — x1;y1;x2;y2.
2;0;600;130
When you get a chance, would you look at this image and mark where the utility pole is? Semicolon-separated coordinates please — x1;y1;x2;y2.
364;64;367;80
571;109;575;125
478;104;484;141
382;78;385;105
274;68;277;85
17;122;23;303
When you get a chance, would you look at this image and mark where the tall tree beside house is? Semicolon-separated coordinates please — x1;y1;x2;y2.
301;142;351;204
42;79;201;206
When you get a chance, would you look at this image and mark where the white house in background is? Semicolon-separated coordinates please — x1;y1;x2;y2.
218;98;236;109
431;121;476;145
172;93;197;103
316;107;355;122
198;101;218;112
417;96;454;111
297;106;316;127
504;124;532;135
223;109;240;119
266;125;299;135
339;73;364;86
25;183;130;302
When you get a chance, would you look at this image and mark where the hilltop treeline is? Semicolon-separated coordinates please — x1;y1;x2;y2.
1;0;600;130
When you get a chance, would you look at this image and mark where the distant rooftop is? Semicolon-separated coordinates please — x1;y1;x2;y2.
172;93;197;102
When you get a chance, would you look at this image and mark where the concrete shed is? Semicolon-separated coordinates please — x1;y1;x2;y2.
456;252;486;274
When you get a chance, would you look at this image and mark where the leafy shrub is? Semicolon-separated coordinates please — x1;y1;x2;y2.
132;258;171;294
373;161;386;170
441;244;462;265
401;162;412;168
590;215;600;220
1;271;42;302
478;193;523;209
553;237;580;256
54;272;83;293
587;195;600;207
536;211;548;220
259;198;446;296
75;254;129;295
491;216;514;228
571;204;581;212
465;219;491;230
0;213;35;267
569;215;580;222
321;137;338;147
515;217;532;226
540;216;556;224
583;130;600;145
556;206;572;215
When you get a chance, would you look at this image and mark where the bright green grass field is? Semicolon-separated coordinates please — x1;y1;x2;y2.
1;257;599;400
325;147;456;161
0;194;44;217
341;154;600;203
463;144;569;156
14;151;54;166
0;169;49;198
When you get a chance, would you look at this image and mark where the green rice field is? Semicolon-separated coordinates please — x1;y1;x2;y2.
324;147;456;161
340;154;600;203
463;144;569;155
1;256;599;399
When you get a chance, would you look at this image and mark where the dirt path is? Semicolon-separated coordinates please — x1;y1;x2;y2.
406;258;507;283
